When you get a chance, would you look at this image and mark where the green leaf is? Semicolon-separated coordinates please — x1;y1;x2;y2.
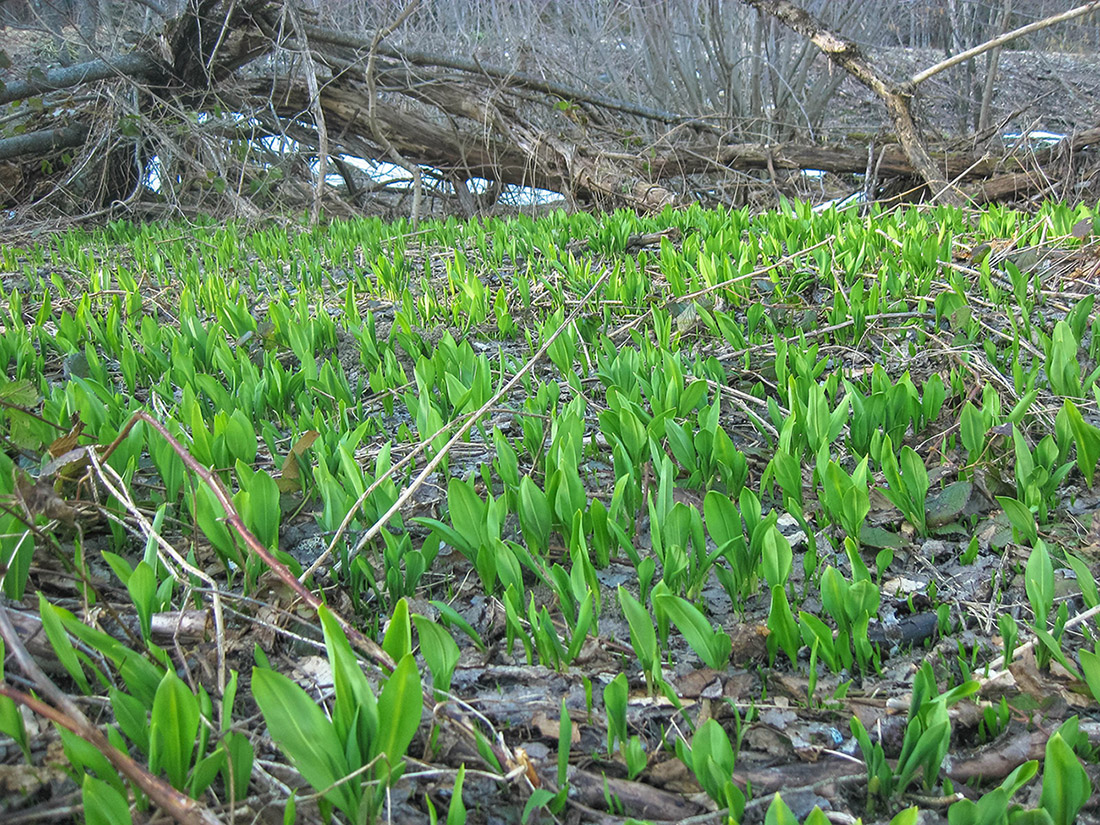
149;671;199;790
383;597;413;662
767;585;800;666
522;789;557;824
1025;542;1055;625
762;527;793;590
1039;732;1090;825
997;496;1038;545
448;477;487;549
1065;553;1100;608
703;490;740;548
1062;400;1100;486
764;793;799;825
820;566;851;634
0;640;28;759
447;764;467;825
220;731;254;805
190;748;227;798
374;653;422;784
319;607;377;757
692;718;735;779
890;807;921;825
518;476;552;554
414;614;461;696
617;586;657;675
653;592;731;670
110;688;149;755
38;594;90;693
251;667;357;817
603;672;628;753
1079;648;1100;704
430;600;486;652
557;697;571;787
82;774;132;825
128;561;156;642
798;612;838;672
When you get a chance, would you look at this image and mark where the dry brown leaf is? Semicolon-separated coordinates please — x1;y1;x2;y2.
14;472;78;525
47;416;84;458
277;429;319;491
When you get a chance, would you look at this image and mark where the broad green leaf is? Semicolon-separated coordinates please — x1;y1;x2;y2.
1079;648;1100;704
603;672;628;753
413;614;461;696
251;667;357;817
762;527;793;590
703;490;740;549
38;595;90;693
557;697;571;787
1039;732;1090;825
430;600;486;652
997;496;1038;545
374;653;422;784
149;671;199;790
110;688;149;755
383;597;413;662
692;719;735;779
1025;542;1055;625
447;764;467;825
798;612;838;672
890;807;920;825
220;731;254;805
767;585;799;666
447;477;487;549
0;639;28;759
1062;400;1100;486
82;774;132;825
190;748;227;798
617;586;657;673
820;566;851;633
521;789;557;824
1066;553;1100;608
764;793;798;825
319;607;377;755
517;476;552;556
654;592;731;670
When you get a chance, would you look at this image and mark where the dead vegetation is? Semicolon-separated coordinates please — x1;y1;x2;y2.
0;0;1098;226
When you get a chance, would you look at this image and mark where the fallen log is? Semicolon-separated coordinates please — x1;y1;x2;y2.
0;124;90;162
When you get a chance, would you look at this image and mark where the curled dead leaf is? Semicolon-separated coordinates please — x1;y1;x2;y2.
13;472;78;526
276;429;319;492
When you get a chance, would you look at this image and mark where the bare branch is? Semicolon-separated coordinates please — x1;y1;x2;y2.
0;124;89;160
0;53;161;105
911;1;1100;87
738;0;964;206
